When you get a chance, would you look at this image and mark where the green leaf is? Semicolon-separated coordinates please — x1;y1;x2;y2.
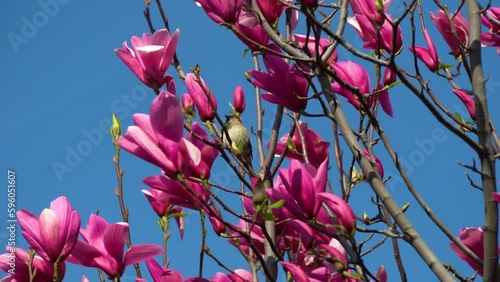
268;199;285;209
438;63;454;70
287;139;298;154
170;212;188;218
242;49;250;59
261;212;276;221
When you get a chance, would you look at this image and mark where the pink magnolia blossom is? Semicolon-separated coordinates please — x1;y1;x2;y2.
383;67;396;86
452;89;476;120
374;266;387;282
450;227;488;276
331;61;393;117
227;269;255;282
233;85;246;114
141;188;185;238
185;73;218;122
430;10;469;57
256;0;288;24
143;174;210;211
143;259;184;282
182;93;196;116
348;8;403;54
118;90;201;177
115;29;179;90
273;121;330;168
82;276;91;282
317;193;356;236
186;122;220;179
195;0;244;24
0;247;65;282
292;34;338;64
273;158;328;219
363;150;384;178
282;243;350;281
234;10;270;51
17;196;80;262
228;220;265;257
68;214;163;279
249;45;309;112
409;28;439;72
481;7;500;55
350;0;391;25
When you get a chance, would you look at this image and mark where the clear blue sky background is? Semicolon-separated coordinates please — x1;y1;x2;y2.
2;1;500;281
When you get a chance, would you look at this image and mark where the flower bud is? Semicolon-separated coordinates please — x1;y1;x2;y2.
182;93;196;117
110;113;121;140
185;73;217;122
233;86;246;114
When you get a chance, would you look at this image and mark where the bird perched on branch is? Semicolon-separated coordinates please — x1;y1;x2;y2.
223;114;252;169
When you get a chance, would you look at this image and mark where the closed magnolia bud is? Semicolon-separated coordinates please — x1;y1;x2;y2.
185;73;217;122
233;86;246;114
182;93;196;117
110;113;121;140
383;67;396;86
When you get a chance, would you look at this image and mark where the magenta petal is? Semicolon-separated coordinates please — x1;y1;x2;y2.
289;160;316;218
150;90;183;143
39;209;60;260
123;244;164;266
132;114;156;142
66;240;101;266
80;214;108;251
281;262;311;282
450;227;484;276
103;223;128;265
377;88;393;117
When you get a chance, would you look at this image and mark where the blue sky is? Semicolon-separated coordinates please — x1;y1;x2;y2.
2;1;500;281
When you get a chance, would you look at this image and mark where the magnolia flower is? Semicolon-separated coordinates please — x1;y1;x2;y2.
481;7;500;55
348;1;402;55
273;121;330;168
143;174;210;211
68;214;163;279
317;192;357;236
118;90;201;177
234;10;270;50
256;0;288;24
185;73;218;122
233;85;246;114
17;196;80;262
452;89;476;120
364;150;384;178
409;28;439;72
331;61;393;117
292;34;338;64
430;10;469;57
115;29;179;90
273;159;328;219
182;93;196;117
142;259;183;282
195;0;244;24
142;188;185;238
0;247;65;282
186;122;219;179
249;45;309;112
450;227;486;276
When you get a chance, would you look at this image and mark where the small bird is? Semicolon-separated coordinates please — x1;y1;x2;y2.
223;114;252;169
